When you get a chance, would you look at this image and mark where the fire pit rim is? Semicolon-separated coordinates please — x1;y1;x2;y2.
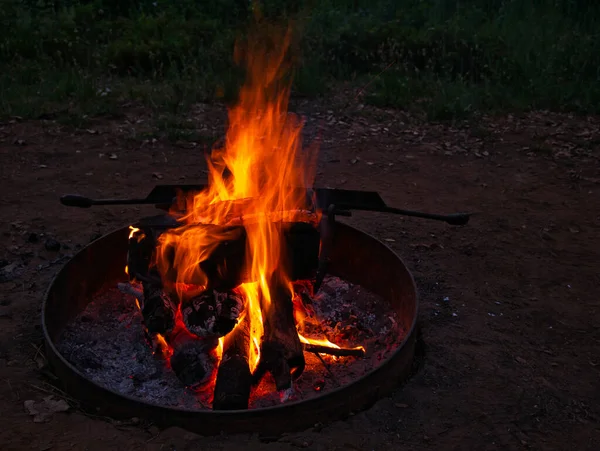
42;222;419;433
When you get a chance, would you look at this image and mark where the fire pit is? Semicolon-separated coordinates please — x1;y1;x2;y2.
42;24;468;436
43;221;418;435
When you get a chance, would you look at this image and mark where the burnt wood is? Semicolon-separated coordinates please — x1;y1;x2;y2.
212;313;252;410
181;290;244;339
166;324;219;388
253;272;305;391
140;278;177;335
131;220;320;290
127;215;179;280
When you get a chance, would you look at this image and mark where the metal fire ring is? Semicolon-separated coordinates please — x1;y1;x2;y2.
42;222;418;436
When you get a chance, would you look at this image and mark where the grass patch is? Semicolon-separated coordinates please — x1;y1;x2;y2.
1;0;599;125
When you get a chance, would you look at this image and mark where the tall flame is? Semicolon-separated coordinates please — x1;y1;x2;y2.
154;24;318;373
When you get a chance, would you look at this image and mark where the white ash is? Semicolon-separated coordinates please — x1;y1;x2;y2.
58;276;403;410
58;288;211;410
308;276;397;338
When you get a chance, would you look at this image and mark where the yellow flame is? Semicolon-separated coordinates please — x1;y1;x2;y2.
153;25;317;372
297;333;341;349
128;226;140;239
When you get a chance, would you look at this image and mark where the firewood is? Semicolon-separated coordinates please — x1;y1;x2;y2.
141;277;177;335
167;323;219;388
118;281;217;388
253;273;305;391
117;279;176;335
212;312;252;410
181;289;244;339
132;220;319;289
127;215;178;281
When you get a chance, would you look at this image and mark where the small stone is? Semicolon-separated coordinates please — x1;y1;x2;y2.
44;239;61;252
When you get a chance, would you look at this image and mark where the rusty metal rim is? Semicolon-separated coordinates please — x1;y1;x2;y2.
42;222;419;435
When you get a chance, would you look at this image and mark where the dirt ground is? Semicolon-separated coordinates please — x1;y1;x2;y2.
1;97;599;450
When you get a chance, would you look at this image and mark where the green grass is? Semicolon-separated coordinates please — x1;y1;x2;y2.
1;0;599;128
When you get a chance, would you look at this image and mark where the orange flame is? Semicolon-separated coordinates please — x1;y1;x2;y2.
154;25;318;372
156;333;172;358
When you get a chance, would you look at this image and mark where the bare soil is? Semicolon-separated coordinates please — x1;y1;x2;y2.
1;98;599;450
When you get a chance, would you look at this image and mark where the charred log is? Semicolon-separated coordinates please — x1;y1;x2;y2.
181;289;244;339
127;215;179;280
253;273;305;391
140;276;177;335
167;324;219;388
212;313;252;410
128;220;320;290
117;279;176;335
117;280;217;388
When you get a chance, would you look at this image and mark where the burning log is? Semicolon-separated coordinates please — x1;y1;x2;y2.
167;324;219;388
212;313;252;410
253;274;305;391
133;220;320;290
302;343;366;358
118;281;217;387
127;215;179;279
181;289;244;339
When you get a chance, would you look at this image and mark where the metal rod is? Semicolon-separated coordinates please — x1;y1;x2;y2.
60;195;167;208
345;205;471;225
59;191;470;226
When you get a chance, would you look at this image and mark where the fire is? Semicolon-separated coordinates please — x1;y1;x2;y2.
128;226;140;239
156;333;172;357
153;24;318;374
297;334;341;350
238;283;263;372
121;22;363;393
